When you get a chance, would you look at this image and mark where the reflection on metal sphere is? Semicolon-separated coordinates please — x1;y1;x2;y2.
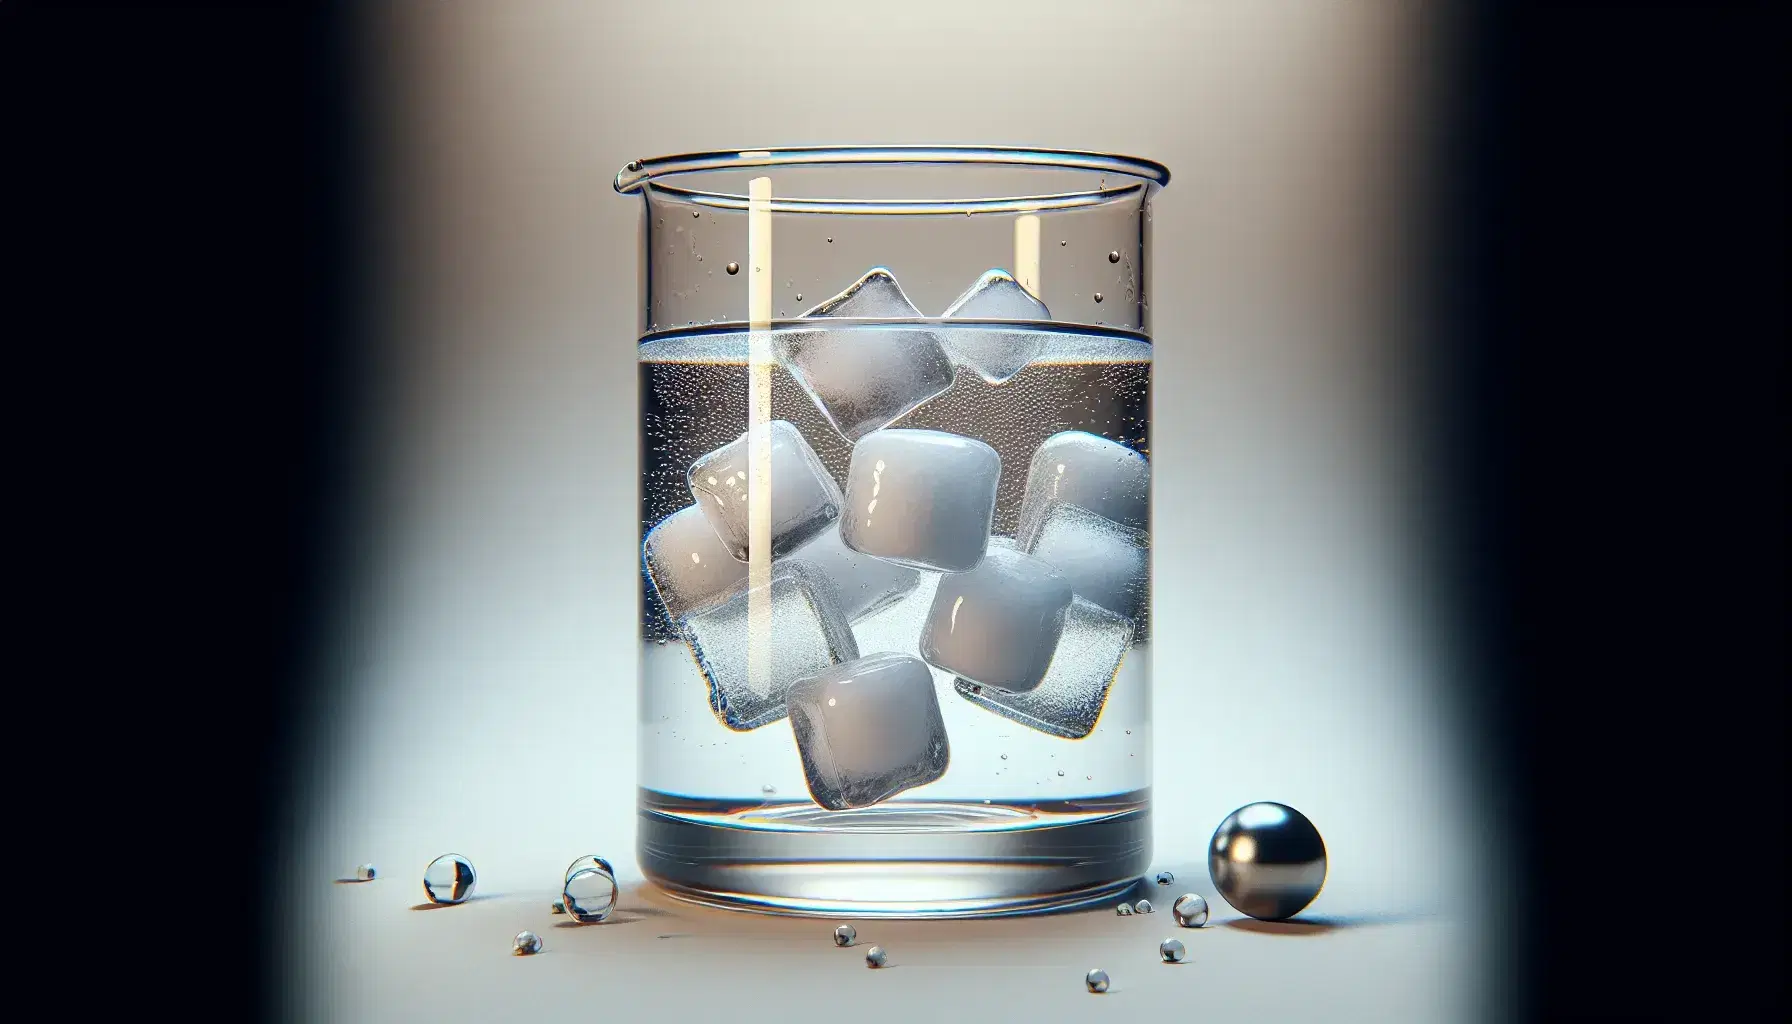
1208;801;1327;921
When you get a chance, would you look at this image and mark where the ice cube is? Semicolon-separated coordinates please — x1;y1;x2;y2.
783;524;920;623
953;596;1134;739
787;652;950;810
643;504;751;622
774;268;957;441
1015;431;1150;548
840;428;1001;573
688;419;842;561
683;561;859;731
919;545;1072;693
1026;501;1150;625
939;269;1051;383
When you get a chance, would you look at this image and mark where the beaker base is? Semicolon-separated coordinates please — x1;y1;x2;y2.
637;788;1151;918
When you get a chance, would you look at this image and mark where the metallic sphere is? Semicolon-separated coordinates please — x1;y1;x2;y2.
1208;801;1327;921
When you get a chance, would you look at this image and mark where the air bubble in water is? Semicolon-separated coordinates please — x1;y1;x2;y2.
833;924;856;947
1173;893;1210;928
1159;938;1187;964
726;262;740;275
514;930;542;955
1109;251;1121;263
1085;969;1110;993
865;945;887;968
421;854;476;905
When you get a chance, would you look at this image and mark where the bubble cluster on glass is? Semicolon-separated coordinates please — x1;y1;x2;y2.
1085;968;1110;993
1158;938;1187;964
833;924;856;947
421;854;476;905
1173;893;1210;928
513;930;542;956
865;945;887;968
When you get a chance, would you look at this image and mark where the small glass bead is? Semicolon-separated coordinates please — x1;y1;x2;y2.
1173;893;1210;928
1085;968;1110;994
513;930;542;955
564;866;619;924
865;945;887;968
421;854;476;905
1159;938;1187;964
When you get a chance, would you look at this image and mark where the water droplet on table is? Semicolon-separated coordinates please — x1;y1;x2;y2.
514;930;542;955
422;854;476;905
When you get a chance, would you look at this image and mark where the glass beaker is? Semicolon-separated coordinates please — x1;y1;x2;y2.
620;147;1166;917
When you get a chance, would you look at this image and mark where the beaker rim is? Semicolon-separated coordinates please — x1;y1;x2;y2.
613;145;1170;197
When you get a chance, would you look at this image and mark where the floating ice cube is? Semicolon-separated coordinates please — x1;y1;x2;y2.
1015;430;1150;548
919;545;1072;693
683;561;859;731
775;268;957;441
787;652;949;810
1026;501;1150;624
688;420;842;561
783;525;920;623
939;269;1051;383
643;505;751;622
953;596;1134;739
840;429;1001;573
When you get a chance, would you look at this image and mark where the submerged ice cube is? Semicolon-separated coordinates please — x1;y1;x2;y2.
1015;430;1151;548
841;429;1001;573
1026;501;1150;624
774;268;957;441
683;561;859;731
784;524;920;623
787;652;949;810
688;420;842;561
940;269;1051;383
953;596;1134;739
643;505;751;622
919;545;1072;693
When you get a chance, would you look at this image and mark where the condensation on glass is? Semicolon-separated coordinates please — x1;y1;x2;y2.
620;147;1166;917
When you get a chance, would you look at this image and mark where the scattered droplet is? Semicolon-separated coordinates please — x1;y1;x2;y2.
1136;899;1154;914
696;255;703;262
1156;870;1175;886
999;754;1008;760
833;924;857;947
1159;938;1187;964
514;930;543;955
762;784;776;794
354;863;376;881
422;854;476;905
726;262;740;275
656;638;667;645
1116;903;1134;916
1109;251;1121;263
1093;292;1104;303
692;210;701;218
1056;769;1065;777
551;899;566;915
794;293;801;301
1060;240;1068;246
826;237;833;243
564;866;618;924
565;854;615;882
865;945;887;968
1173;893;1210;928
1085;968;1110;994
